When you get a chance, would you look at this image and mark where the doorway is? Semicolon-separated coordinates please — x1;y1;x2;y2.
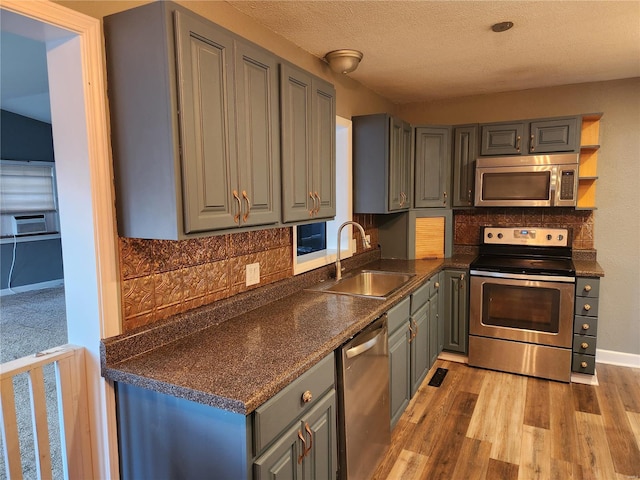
0;2;121;478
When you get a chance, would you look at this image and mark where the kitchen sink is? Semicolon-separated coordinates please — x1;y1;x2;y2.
309;270;415;299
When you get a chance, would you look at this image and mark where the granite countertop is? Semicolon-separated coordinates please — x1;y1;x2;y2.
102;257;453;415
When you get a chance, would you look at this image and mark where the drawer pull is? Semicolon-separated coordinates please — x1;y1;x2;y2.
583;304;591;311
584;284;592;292
581;361;588;368
297;430;306;464
304;423;313;457
434;282;440;289
581;342;589;350
301;390;313;404
582;323;590;331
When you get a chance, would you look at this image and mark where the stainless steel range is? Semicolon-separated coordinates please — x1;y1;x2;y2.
468;227;576;382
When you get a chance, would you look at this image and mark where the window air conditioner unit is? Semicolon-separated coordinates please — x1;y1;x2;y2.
11;214;48;236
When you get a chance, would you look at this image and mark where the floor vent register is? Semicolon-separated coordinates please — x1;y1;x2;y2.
427;367;448;387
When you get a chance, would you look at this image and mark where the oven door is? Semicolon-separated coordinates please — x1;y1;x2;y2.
469;272;575;348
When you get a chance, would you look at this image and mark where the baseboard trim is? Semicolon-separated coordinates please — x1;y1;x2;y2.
0;279;64;296
596;349;640;369
437;351;468;364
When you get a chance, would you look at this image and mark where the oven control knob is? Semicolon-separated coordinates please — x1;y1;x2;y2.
487;233;493;239
497;233;503;239
547;234;552;241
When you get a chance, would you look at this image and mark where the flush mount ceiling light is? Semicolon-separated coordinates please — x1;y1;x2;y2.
491;21;514;32
324;49;363;74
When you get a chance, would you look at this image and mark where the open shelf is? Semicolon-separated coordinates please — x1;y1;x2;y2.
577;113;602;210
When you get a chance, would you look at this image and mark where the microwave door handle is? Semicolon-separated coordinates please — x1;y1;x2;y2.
550;166;558;206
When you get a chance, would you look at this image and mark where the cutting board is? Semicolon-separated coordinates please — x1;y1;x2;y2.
415;217;445;258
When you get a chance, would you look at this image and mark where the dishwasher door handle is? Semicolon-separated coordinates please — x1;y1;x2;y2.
345;326;385;359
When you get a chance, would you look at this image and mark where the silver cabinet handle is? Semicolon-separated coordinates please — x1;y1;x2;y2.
233;190;241;224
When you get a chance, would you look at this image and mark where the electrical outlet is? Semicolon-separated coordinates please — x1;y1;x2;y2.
246;262;260;286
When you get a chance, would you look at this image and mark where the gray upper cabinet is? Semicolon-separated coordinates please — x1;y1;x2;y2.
353;114;411;214
452;125;478;208
480;117;579;156
414;126;451;208
104;2;280;239
280;63;336;223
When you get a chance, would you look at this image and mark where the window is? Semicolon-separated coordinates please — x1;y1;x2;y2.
293;116;354;275
0;160;57;213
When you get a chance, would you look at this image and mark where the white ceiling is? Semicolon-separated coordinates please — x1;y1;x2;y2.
226;0;640;104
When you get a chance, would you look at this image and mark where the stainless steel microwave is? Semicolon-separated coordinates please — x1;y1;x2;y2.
474;153;579;207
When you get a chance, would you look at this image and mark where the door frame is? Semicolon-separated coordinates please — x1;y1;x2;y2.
1;1;121;478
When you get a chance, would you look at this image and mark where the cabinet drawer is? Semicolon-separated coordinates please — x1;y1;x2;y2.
573;334;597;355
411;282;430;314
576;278;600;298
572;353;596;375
388;297;411;334
574;315;598;336
575;297;598;317
253;352;334;454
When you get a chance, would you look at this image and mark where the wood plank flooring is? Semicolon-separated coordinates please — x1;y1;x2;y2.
373;360;640;480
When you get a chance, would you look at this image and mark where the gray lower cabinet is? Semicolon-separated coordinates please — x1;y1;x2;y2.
414;126;451;208
104;2;280;239
452;125;478;208
441;269;469;354
572;277;601;375
115;352;336;480
280;63;336;222
353;114;412;214
388;273;442;429
480;117;579;156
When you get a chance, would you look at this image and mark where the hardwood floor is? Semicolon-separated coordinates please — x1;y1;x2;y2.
373;360;640;480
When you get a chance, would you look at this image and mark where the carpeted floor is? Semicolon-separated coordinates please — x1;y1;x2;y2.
0;286;68;480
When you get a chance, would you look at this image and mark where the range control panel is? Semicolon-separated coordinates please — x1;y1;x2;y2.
482;227;570;247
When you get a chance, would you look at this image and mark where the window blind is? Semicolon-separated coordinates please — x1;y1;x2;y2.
0;161;57;213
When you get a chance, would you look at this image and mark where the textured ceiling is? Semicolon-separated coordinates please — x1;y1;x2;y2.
226;0;640;104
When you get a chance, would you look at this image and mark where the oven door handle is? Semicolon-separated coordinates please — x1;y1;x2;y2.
470;269;575;283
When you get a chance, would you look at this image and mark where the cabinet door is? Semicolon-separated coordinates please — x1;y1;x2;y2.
175;11;239;232
281;64;313;223
529;117;579;153
388;117;411;211
410;303;430;396
429;293;439;367
234;41;280;227
442;270;469;354
301;390;337;480
389;324;410;429
414;126;451;208
254;422;302;480
480;123;525;156
311;78;336;220
452;125;478;207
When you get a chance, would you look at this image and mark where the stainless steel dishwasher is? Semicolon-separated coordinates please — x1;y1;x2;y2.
337;314;390;480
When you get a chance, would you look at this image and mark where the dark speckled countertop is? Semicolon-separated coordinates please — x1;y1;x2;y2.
101;252;599;415
101;256;473;415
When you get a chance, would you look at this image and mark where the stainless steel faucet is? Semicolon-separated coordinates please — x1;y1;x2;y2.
335;221;371;281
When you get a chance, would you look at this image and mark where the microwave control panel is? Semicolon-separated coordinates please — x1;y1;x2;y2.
559;170;576;200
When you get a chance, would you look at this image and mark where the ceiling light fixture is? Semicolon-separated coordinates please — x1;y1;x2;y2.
324;49;363;74
491;21;514;32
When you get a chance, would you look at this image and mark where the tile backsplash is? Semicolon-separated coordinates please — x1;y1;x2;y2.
453;208;595;249
118;215;380;333
118;228;292;332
